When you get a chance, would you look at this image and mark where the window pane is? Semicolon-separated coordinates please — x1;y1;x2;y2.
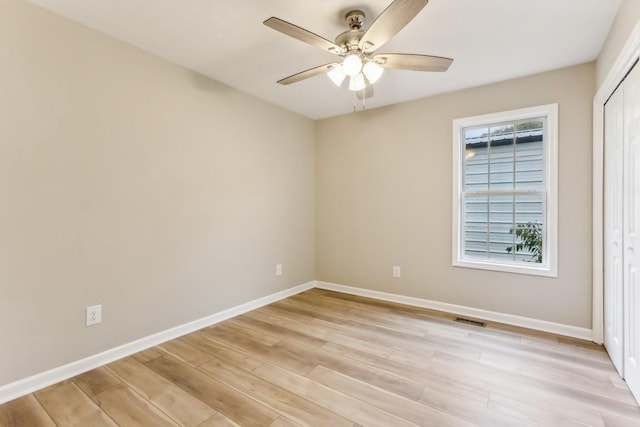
515;119;544;190
463;194;488;258
462;192;545;264
464;127;488;191
489;125;514;191
488;194;514;261
513;193;544;263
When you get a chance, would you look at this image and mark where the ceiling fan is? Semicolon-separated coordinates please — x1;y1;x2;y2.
263;0;453;98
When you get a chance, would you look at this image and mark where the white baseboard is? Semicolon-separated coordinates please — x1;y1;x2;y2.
0;281;315;405
0;279;594;404
315;281;593;341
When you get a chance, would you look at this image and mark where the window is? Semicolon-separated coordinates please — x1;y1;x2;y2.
452;104;558;277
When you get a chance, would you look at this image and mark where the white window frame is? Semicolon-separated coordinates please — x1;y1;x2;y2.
452;104;558;277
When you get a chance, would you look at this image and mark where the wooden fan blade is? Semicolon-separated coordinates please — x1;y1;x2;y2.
264;17;344;54
277;63;340;85
359;0;429;52
356;85;374;100
375;53;453;72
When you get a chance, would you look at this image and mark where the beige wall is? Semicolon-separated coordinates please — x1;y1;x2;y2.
316;63;595;328
0;0;315;386
597;0;640;85
0;0;601;389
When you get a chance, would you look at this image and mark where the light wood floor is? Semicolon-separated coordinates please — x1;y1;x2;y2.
2;288;640;426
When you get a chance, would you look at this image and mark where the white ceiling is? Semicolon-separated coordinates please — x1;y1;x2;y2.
28;0;622;120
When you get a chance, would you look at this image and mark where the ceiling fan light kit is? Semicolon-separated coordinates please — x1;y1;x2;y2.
264;0;453;103
327;64;347;86
363;61;384;84
349;73;367;91
342;53;363;77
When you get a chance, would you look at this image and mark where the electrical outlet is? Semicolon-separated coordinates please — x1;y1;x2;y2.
393;266;401;278
276;263;283;277
86;304;102;326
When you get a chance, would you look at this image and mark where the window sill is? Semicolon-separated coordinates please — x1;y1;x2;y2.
453;258;557;278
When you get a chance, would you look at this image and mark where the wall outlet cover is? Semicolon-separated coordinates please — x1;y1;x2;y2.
393;266;401;278
86;304;102;326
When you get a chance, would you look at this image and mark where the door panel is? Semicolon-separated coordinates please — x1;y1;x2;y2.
604;84;625;376
624;62;640;403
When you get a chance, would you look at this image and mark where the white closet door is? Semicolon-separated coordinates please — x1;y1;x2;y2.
624;63;640;403
605;85;625;376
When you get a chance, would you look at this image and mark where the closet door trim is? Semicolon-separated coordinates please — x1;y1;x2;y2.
593;20;640;344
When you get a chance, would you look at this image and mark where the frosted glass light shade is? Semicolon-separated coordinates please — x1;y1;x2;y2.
363;61;384;84
327;65;346;87
343;53;363;77
349;73;366;91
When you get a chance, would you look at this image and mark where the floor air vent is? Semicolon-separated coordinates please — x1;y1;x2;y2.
454;317;486;327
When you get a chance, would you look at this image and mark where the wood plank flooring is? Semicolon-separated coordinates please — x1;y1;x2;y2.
2;288;640;426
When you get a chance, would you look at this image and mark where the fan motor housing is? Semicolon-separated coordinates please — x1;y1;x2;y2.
335;29;364;51
345;10;365;29
338;10;366;51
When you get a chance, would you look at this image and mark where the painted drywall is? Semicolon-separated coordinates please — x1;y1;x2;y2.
597;0;640;85
0;0;315;386
316;63;595;328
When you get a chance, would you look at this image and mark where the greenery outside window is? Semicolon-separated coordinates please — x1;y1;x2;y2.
452;104;558;277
